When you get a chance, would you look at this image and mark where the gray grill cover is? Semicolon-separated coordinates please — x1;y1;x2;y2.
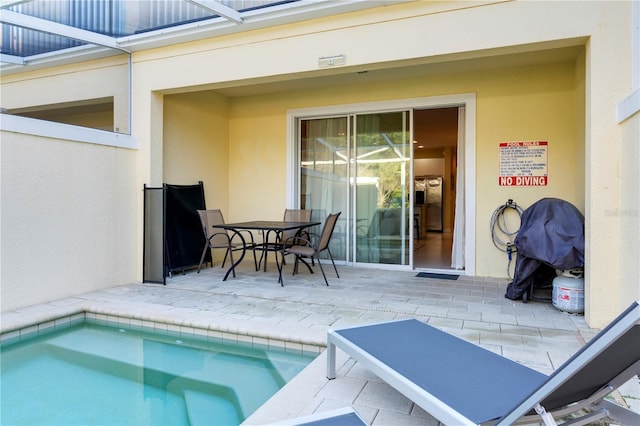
505;198;585;300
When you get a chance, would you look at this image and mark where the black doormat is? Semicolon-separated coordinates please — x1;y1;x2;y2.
416;272;459;280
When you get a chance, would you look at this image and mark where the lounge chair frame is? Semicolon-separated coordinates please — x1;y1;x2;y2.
327;301;640;426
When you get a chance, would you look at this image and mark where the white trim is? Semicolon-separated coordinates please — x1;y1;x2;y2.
286;93;477;275
463;96;477;276
617;0;640;123
633;0;639;90
617;88;640;123
0;114;138;150
0;53;25;65
285;113;297;208
0;45;123;75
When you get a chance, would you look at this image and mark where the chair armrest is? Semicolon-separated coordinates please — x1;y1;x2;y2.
209;231;231;242
282;232;319;249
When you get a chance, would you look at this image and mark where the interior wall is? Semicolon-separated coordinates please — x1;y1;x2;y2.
163;91;230;212
415;159;444;176
415;159;451;232
0;130;138;312
413;107;459;233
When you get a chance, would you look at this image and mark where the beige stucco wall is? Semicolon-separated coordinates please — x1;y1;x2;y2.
163;91;230;212
145;0;636;327
163;58;579;273
0;56;130;133
618;111;640;308
0;129;138;312
1;0;637;327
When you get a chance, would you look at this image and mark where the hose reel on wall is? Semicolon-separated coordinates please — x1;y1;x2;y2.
490;199;524;279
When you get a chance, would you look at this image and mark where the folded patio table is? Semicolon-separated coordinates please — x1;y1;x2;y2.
211;220;320;281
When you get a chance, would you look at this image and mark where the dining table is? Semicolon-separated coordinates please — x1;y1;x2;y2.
211;220;321;282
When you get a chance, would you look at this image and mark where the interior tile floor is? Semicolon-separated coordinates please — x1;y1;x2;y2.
2;260;638;425
413;231;453;270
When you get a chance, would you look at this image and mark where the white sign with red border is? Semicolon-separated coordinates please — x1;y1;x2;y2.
499;141;548;186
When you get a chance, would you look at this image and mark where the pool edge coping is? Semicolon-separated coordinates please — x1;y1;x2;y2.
1;306;326;355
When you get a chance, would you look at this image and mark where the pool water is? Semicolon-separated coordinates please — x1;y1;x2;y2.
1;320;316;425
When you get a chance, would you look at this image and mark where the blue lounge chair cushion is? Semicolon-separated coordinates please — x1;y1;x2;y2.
271;407;367;426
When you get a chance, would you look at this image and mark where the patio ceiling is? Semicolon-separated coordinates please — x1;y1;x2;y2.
0;0;403;75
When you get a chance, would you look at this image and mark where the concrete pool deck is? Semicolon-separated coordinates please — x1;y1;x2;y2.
2;261;638;425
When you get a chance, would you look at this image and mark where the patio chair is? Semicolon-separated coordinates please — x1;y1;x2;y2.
279;212;341;286
327;300;640;426
270;407;366;426
196;209;257;275
258;209;313;271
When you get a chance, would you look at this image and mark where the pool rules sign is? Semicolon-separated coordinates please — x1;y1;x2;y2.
499;141;548;186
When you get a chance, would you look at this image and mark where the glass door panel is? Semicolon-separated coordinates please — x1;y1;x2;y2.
299;117;349;261
298;110;411;266
354;111;411;265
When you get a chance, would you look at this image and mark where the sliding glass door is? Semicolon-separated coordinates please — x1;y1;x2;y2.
353;111;411;264
299;110;411;265
299;117;349;260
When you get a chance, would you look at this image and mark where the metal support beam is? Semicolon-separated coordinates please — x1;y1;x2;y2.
186;0;243;24
0;9;127;52
0;0;31;7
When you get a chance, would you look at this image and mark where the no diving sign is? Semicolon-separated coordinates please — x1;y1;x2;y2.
499;141;548;186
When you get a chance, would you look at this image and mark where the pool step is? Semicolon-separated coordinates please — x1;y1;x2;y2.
182;390;241;426
44;327;286;417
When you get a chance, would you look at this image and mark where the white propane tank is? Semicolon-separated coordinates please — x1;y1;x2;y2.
552;271;584;314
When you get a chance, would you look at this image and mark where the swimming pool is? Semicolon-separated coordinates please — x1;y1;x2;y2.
1;317;317;425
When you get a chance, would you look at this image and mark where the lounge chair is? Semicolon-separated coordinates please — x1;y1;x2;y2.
271;407;366;426
327;301;640;426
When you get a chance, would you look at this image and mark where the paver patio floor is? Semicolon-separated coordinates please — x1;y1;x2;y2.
2;260;638;425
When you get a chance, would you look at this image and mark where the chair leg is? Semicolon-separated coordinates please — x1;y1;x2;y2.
227;244;236;278
250;245;258;271
297;256;314;274
221;248;231;268
316;257;329;286
257;249;265;270
197;244;210;273
292;255;299;276
327;248;339;278
276;250;285;287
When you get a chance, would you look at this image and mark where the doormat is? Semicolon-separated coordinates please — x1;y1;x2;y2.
416;272;459;280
